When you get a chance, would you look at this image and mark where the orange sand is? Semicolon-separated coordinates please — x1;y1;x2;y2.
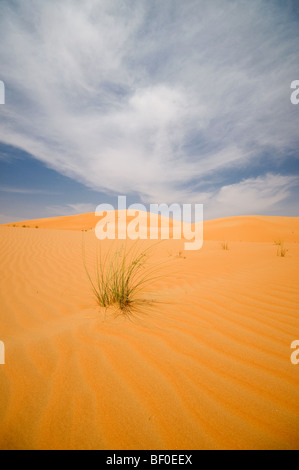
0;214;299;449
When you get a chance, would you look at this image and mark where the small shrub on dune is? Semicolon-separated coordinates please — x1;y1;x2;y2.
83;242;164;313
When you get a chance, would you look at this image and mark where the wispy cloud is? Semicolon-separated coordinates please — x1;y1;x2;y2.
203;173;299;219
0;185;60;195
46;202;96;217
0;0;298;214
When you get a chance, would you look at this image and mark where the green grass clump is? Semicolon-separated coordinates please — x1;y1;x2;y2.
83;242;163;313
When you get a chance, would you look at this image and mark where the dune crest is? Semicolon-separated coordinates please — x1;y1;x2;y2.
4;212;299;243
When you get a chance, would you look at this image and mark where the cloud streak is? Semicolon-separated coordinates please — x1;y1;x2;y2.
0;0;298;216
0;185;61;195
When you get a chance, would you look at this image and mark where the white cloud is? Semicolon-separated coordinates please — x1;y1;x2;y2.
0;0;298;210
0;185;60;195
46;202;96;216
203;174;299;219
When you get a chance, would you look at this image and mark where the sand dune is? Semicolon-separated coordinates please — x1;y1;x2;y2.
204;215;299;242
5;213;299;242
0;214;299;449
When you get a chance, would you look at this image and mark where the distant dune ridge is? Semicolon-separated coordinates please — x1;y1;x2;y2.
0;212;299;449
3;212;299;242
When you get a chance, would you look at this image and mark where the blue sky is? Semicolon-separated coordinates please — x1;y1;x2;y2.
0;0;298;223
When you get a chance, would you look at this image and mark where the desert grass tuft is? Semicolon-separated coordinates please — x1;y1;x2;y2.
83;240;166;313
277;243;288;257
221;241;229;250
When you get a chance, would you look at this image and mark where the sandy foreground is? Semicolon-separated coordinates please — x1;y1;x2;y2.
0;214;299;450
